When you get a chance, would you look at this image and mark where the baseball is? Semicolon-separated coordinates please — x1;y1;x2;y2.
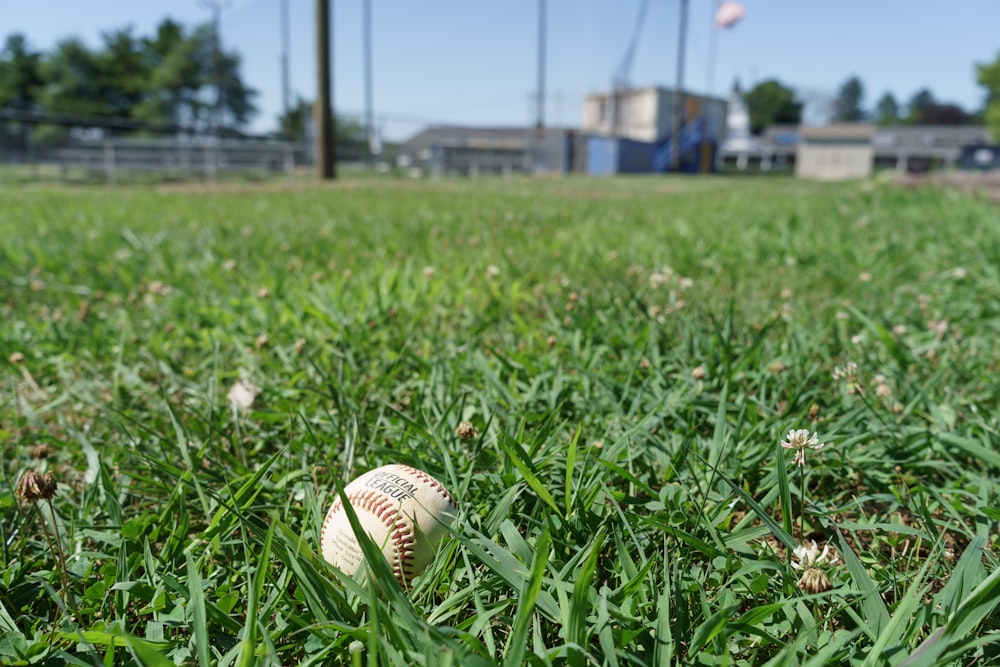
321;464;458;585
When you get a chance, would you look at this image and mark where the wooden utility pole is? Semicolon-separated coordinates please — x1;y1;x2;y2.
316;0;336;179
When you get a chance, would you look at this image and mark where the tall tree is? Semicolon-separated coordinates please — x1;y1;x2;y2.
95;27;149;118
0;33;44;111
874;92;900;125
917;103;972;125
214;48;258;131
39;37;105;116
134;21;208;127
831;76;866;122
978;53;1000;140
4;19;257;133
279;96;366;153
905;88;935;123
743;79;802;135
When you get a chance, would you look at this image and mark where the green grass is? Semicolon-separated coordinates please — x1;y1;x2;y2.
2;174;999;665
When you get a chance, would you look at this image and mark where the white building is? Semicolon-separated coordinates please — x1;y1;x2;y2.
581;86;727;143
795;124;875;181
717;82;776;170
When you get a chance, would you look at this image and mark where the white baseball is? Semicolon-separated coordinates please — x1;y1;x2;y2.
321;464;458;584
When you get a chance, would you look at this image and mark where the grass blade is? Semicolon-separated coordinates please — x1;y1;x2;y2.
185;554;210;667
503;527;551;666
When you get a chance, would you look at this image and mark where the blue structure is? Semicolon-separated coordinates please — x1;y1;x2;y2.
956;143;1000;171
584;114;719;176
653;117;716;173
586;136;656;175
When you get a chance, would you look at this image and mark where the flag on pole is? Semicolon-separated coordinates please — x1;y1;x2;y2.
715;1;746;29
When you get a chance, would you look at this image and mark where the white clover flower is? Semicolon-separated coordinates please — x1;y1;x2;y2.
781;429;826;467
791;540;839;570
833;361;863;394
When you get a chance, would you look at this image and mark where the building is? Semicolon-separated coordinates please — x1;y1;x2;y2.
396;125;577;176
580;86;727;174
871;125;990;173
795;124;875;181
581;86;727;143
716;83;791;171
956;142;1000;170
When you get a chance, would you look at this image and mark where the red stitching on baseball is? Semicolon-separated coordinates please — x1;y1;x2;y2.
323;466;457;584
323;489;416;584
397;464;459;510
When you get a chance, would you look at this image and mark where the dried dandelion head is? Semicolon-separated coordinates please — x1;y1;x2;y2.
797;567;833;594
455;421;478;441
15;471;58;504
29;443;54;459
227;378;262;411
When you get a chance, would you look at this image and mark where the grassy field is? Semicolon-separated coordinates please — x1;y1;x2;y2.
2;174;999;665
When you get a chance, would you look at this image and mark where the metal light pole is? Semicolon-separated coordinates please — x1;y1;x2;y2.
534;0;547;172
199;0;231;137
706;0;721;96
363;0;375;165
669;0;689;172
280;0;291;135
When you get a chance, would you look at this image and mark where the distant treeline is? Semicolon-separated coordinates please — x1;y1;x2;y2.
744;76;985;136
0;21;260;139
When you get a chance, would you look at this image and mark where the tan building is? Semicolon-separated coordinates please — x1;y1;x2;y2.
581;86;727;142
795;124;875;181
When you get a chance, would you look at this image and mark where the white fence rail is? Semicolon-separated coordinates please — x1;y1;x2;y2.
47;138;299;183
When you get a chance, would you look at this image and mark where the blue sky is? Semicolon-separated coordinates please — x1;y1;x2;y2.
5;1;1000;140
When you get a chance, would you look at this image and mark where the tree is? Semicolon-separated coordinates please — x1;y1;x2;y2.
134;20;209;127
916;103;972;125
279;96;367;154
39;37;106;117
2;20;258;133
874;92;900;125
831;76;866;122
905;88;935;123
213;48;258;131
743;79;802;135
977;52;1000;140
0;33;43;111
95;27;150;118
